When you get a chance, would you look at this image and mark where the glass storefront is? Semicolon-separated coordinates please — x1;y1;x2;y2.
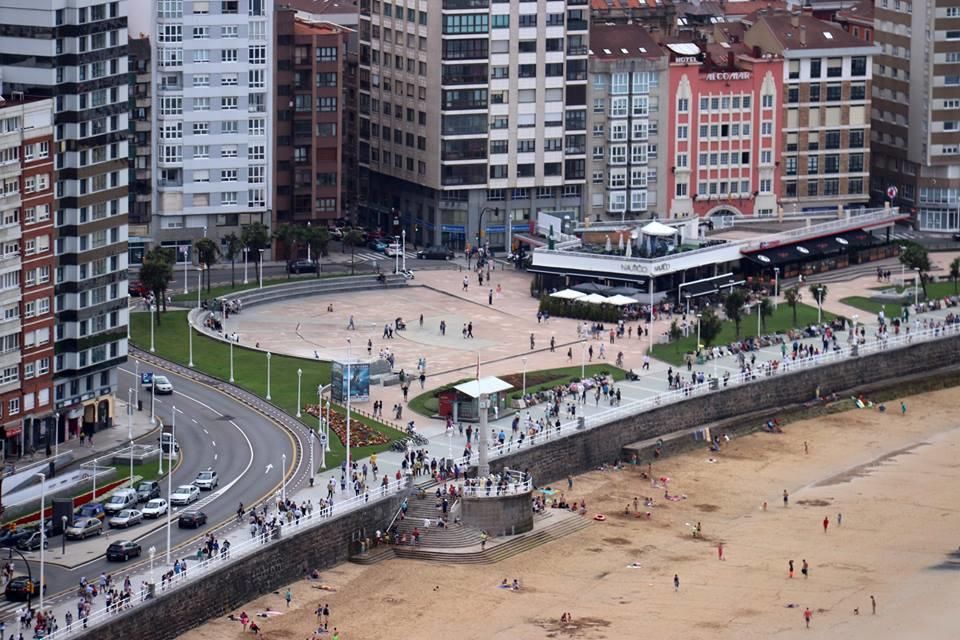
917;208;960;232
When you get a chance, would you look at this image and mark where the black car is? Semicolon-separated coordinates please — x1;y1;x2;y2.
178;511;208;529
136;480;161;503
287;259;317;274
15;531;48;552
4;576;41;602
953;232;960;242
417;246;454;260
106;540;142;561
0;526;36;548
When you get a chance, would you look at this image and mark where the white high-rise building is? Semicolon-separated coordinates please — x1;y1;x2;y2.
151;0;273;254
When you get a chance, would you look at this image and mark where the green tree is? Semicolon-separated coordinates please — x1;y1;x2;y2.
808;283;828;311
241;222;271;286
303;225;331;277
140;247;174;325
342;229;364;275
724;289;747;337
223;232;243;289
783;285;802;326
699;309;723;347
194;237;220;292
759;297;774;332
273;223;302;280
950;257;960;294
669;319;682;353
899;242;932;296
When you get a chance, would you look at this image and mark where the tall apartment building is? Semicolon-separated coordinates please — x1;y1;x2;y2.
357;0;590;251
744;11;877;212
128;35;152;263
151;0;273;255
667;43;783;218
0;0;130;439
274;8;353;228
872;0;960;231
586;23;668;222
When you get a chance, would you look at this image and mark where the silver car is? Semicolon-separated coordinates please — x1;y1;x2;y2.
65;518;103;540
108;509;143;529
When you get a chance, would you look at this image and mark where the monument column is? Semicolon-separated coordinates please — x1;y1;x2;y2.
477;392;489;477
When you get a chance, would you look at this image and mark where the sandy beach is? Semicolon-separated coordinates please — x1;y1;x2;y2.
181;386;960;640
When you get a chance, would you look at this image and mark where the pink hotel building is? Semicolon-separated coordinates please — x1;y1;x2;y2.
666;43;784;218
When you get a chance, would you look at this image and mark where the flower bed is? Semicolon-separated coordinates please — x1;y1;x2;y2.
304;404;389;448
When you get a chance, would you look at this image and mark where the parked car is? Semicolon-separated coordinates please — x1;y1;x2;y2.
169;484;200;506
193;470;219;490
177;511;208;529
329;227;344;240
105;540;141;562
417;246;454;260
141;499;168;519
4;576;41;601
74;503;106;521
109;509;143;529
103;489;139;515
65;518;103;540
384;244;401;257
15;531;48;552
0;526;36;548
367;239;389;253
287;259;317;274
128;281;150;298
151;375;173;395
136;480;161;503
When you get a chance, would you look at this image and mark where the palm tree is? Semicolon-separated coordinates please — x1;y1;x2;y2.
759;297;774;332
140;247;174;325
783;285;802;325
194;237;220;292
342;229;364;275
950;257;960;294
724;289;746;337
241;222;270;286
699;309;723;347
808;283;828;313
899;242;932;297
223;232;243;289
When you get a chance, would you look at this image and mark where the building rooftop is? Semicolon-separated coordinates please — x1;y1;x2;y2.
720;0;787;20
589;23;664;59
591;0;674;11
278;0;356;15
747;10;873;50
835;0;873;26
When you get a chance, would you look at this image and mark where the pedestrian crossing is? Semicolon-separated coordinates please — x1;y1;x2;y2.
351;250;418;263
889;231;918;240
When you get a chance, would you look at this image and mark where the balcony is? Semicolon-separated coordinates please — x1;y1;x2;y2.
567;45;588;56
567;19;588;31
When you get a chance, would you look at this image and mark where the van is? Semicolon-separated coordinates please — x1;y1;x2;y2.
159;432;179;454
103;489;139;515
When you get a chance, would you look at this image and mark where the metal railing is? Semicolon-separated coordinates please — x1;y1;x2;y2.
45;477;410;639
740;207;907;252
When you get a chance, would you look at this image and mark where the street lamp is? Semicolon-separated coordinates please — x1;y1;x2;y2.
187;314;194;368
34;472;45;611
229;340;235;382
92;457;98;500
258;248;265;289
899;246;906;287
134;360;140;415
281;452;286;504
696;313;702;351
816;286;824;325
914;268;920;307
150;303;155;352
345;338;353;474
151;376;157;427
127;386;134;487
182;246;189;295
60;515;67;555
401;229;407;273
306;221;312;264
129;439;135;488
394;235;400;274
521;357;528;398
166;405;176;564
242;247;249;285
149;546;156;585
580;339;587;379
773;267;780;309
476;207;500;254
296;368;303;418
685;292;691;317
196;265;204;308
265;352;272;401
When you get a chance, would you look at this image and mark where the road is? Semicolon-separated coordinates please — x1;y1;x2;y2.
9;357;296;609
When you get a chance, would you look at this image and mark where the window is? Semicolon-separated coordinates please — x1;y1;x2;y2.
222;73;238;86
677;97;689;112
192;49;210;63
220;169;238;182
317;47;338;62
851;56;867;76
193;97;210;111
193;122;209;135
193;74;210;87
809;58;822;78
222;49;238;63
222;25;238;38
826;58;842;78
677;125;688;140
221;96;238;110
222;121;238;134
221;192;238;206
249;46;266;65
317;97;338;112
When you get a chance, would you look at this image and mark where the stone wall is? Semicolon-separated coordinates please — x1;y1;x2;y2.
489;334;960;484
79;492;405;640
461;492;534;537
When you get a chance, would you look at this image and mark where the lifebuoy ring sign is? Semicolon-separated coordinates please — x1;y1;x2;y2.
886;186;898;200
593;514;607;521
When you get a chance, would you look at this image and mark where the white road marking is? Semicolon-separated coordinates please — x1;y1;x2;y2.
211;440;216;447
202;428;209;434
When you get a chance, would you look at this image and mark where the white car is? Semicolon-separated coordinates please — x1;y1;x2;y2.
384;244;401;257
169;484;200;506
152;375;173;395
194;470;218;490
142;499;168;519
109;509;143;529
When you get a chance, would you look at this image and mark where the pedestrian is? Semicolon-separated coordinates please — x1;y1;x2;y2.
567;347;573;362
837;512;842;527
900;400;907;415
367;339;372;355
488;289;493;305
803;607;812;628
870;595;876;615
783;489;789;507
673;574;680;592
419;313;423;327
717;542;724;560
567;475;573;490
788;559;794;578
462;276;469;292
804;440;809;454
822;516;829;533
480;530;488;551
285;588;292;607
467;322;473;338
530;333;535;350
419;372;426;389
550;336;555;352
801;559;809;578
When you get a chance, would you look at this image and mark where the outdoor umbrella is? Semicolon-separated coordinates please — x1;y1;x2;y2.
581;293;610;304
572;282;612;295
607;286;641;296
550;289;586;300
605;235;612;252
606;294;639;306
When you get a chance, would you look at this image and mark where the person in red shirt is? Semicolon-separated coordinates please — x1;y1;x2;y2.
803;607;812;628
823;516;829;533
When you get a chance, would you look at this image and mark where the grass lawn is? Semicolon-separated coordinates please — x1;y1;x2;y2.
408;364;626;417
839;296;908;316
170;273;324;304
129;311;402;470
652;302;837;367
108;461;163;486
868;281;959;298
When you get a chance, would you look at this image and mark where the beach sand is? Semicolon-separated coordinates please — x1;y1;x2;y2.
182;386;960;639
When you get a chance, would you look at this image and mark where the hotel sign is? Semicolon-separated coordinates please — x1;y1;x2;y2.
705;72;751;81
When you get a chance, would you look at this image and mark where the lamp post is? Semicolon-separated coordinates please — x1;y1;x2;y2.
242;247;249;285
53;412;59;462
757;299;762;336
773;267;780;309
914;268;920;307
476;207;500;253
684;292;691;317
127;386;134;487
258;248;265;289
899;246;906;287
166;405;176;564
394;235;400;274
149;546;156;585
816;286;823;324
306;221;312;264
447;424;453;458
696;313;702;351
265;352;272;401
92;457;98;500
229;340;235;382
521;357;527;398
182;246;189;295
401;229;407;273
129;439;134;488
580;339;586;379
296;368;302;417
187;314;194;368
346;339;353;474
135;360;140;415
151;377;157;427
196;265;203;308
35;472;45;612
649;276;655;354
281;452;286;504
60;516;67;554
150;304;155;352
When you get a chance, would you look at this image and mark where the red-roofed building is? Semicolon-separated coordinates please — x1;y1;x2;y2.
833;0;873;43
591;0;677;34
666;43;783;218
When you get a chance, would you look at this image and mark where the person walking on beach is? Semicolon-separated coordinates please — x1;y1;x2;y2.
822;516;829;533
871;595;876;615
285;588;292;607
837;513;842;527
673;574;680;591
717;542;724;561
788;559;794;578
801;559;809;578
804;607;812;628
783;489;789;507
900;401;907;415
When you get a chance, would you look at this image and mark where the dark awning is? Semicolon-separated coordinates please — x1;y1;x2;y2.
681;274;742;298
572;282;613;295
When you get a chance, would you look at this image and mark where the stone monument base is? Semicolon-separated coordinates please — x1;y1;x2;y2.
461;490;533;537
